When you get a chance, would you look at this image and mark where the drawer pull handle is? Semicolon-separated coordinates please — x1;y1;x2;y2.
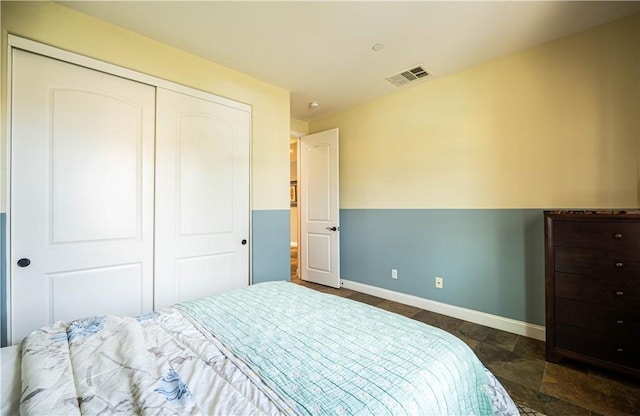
615;262;623;268
614;233;623;239
616;320;624;325
615;291;624;296
616;348;624;353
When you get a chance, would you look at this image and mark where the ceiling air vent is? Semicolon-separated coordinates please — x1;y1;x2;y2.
386;65;430;87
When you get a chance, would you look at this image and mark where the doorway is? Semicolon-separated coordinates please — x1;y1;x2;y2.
289;128;340;288
290;137;300;281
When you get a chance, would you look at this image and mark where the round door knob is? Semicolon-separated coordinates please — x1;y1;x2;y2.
326;226;337;231
616;320;624;325
613;233;622;239
241;239;247;245
615;262;623;268
17;258;31;268
615;291;624;296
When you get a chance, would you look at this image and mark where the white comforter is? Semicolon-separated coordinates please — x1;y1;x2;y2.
20;309;291;415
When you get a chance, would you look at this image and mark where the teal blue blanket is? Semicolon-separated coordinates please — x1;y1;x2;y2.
178;282;496;416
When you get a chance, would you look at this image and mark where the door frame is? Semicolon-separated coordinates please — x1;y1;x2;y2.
290;130;304;280
3;35;253;346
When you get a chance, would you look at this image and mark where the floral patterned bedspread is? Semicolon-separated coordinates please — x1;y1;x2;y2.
20;282;518;415
20;308;292;415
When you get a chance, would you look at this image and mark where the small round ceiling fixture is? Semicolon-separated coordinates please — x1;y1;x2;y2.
372;43;384;52
309;101;320;109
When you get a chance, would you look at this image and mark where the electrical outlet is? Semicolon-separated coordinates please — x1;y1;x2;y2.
391;269;398;279
435;276;443;289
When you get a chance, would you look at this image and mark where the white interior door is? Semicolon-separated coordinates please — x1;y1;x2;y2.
10;50;155;344
300;128;340;288
154;88;250;309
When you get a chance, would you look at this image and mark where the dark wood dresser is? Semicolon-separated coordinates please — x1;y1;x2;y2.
544;210;640;378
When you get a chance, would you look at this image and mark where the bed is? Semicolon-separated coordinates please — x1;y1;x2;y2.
14;281;518;415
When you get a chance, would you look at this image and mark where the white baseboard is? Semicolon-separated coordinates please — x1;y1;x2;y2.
340;279;545;341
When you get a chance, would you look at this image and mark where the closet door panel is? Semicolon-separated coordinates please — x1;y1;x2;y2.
51;90;141;242
176;254;234;302
10;50;155;344
155;89;249;309
177;114;234;235
49;264;144;323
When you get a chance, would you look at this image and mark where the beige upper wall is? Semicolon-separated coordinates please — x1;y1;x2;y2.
0;1;291;211
290;118;309;135
311;14;640;209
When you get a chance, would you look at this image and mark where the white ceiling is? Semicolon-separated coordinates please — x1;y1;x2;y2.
58;1;639;121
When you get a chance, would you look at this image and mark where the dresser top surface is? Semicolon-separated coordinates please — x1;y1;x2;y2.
545;210;640;220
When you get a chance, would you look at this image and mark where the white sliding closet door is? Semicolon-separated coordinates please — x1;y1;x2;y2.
154;88;250;309
10;50;156;343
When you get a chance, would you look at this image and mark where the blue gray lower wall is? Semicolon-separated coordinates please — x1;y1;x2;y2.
0;209;542;345
251;210;291;284
340;209;545;325
1;212;6;346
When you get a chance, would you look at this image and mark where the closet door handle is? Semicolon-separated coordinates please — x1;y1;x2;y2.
241;239;247;245
17;258;31;268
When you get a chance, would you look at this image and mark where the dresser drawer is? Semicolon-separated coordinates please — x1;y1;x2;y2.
555;323;640;369
555;298;639;333
553;220;640;251
555;272;640;305
555;246;640;276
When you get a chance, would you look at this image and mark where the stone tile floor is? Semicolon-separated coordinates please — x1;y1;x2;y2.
290;249;639;416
